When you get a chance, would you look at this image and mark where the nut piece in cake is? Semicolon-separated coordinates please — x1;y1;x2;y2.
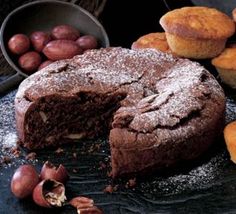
224;121;236;163
212;47;236;88
160;6;235;59
131;32;172;54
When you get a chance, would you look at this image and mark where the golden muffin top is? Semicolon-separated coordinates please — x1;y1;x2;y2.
131;32;172;53
212;48;236;70
160;6;235;39
232;8;236;22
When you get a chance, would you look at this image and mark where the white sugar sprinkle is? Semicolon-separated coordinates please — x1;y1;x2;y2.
1;132;18;149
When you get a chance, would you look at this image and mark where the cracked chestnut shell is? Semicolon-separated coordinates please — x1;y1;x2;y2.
11;164;39;199
69;196;103;213
69;196;94;209
78;206;103;214
40;161;69;184
32;179;66;208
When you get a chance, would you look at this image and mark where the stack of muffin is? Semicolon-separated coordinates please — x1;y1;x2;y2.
132;6;236;89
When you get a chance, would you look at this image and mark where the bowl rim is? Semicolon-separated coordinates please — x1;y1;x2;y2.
0;0;110;77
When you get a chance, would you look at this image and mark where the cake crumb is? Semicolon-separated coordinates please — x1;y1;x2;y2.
125;178;137;188
107;171;112;177
25;152;37;160
88;144;101;154
2;156;11;164
10;146;21;158
103;184;118;193
98;161;106;170
129;178;137;187
72;152;77;159
72;168;79;173
55;147;64;154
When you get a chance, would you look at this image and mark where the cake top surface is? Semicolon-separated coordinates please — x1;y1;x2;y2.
131;32;171;53
212;48;236;70
160;6;235;39
16;47;224;105
16;47;178;101
16;47;222;102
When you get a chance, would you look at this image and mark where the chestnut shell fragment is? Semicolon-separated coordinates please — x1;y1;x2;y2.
69;196;103;214
69;196;94;209
78;206;103;214
40;161;69;184
32;179;66;208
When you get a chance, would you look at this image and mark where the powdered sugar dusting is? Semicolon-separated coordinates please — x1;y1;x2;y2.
0;91;38;168
17;48;175;100
139;152;227;197
1;132;18;149
16;47;224;104
14;47;225;175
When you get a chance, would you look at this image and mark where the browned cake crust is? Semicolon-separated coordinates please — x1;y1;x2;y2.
160;7;235;40
15;47;226;178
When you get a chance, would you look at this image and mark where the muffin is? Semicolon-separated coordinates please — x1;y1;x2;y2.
131;32;172;53
212;47;236;88
160;6;235;59
232;8;236;22
224;121;236;164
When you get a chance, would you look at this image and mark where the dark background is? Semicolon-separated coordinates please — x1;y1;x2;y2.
0;0;194;48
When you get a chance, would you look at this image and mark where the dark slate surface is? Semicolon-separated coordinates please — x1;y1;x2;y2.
1;0;236;213
1;88;236;213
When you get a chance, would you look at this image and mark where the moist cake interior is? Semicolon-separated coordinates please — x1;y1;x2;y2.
23;91;126;149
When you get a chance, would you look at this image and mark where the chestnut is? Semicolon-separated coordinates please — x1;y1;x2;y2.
33;179;66;208
76;35;98;50
11;164;39;199
30;31;51;52
8;34;30;55
51;25;80;41
40;161;69;184
38;60;54;70
18;51;42;72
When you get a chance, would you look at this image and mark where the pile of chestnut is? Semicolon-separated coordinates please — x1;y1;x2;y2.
8;25;98;73
11;161;103;213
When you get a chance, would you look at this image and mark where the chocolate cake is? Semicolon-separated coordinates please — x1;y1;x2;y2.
15;47;225;178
